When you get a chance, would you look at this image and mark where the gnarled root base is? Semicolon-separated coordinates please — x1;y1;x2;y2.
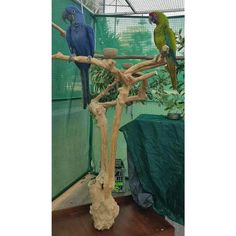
88;178;119;230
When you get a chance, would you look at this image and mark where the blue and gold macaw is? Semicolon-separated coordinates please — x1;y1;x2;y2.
62;5;95;109
149;11;177;90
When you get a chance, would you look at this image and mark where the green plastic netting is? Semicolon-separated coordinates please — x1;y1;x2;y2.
52;0;94;198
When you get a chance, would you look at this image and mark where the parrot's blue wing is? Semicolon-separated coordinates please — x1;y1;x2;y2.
66;26;76;54
86;25;95;56
69;24;92;108
164;30;177;65
63;5;94;109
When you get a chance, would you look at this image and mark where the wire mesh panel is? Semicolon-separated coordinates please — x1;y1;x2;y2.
52;0;95;198
127;0;184;13
96;0;184;15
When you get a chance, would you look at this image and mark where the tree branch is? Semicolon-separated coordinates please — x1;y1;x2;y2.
100;101;117;108
94;79;119;102
52;52;160;86
52;52;119;74
124;57;166;75
133;71;157;83
95;54;184;60
52;22;66;37
89;101;109;178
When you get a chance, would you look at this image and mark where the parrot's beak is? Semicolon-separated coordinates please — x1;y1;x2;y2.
62;10;75;23
62;10;68;23
148;16;153;24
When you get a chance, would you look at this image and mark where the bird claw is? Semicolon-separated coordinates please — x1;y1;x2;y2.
87;55;92;62
155;45;170;63
155;55;161;62
161;45;169;57
68;53;76;62
162;45;169;53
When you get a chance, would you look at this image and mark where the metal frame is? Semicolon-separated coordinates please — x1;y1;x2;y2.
95;8;185;16
94;14;185;19
124;0;136;13
72;0;184;16
73;0;95;15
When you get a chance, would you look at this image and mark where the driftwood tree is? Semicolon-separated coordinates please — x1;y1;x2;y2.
52;22;170;230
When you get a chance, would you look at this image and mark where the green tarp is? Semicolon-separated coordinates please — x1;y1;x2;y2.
120;114;184;225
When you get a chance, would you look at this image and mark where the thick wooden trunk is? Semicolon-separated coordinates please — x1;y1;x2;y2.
88;86;130;230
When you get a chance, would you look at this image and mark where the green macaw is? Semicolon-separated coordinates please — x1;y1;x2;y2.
149;11;177;90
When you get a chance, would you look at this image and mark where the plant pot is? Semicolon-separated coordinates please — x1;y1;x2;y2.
103;48;117;58
122;63;133;69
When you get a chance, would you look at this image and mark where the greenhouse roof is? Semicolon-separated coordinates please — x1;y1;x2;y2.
74;0;185;16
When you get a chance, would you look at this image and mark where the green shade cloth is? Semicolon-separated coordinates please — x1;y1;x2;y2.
52;99;91;199
120;114;184;225
52;0;94;198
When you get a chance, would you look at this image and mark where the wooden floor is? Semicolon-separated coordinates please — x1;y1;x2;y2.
52;196;174;236
52;174;131;211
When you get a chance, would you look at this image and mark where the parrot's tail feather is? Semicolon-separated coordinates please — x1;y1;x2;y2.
80;69;91;109
169;49;178;66
167;62;177;90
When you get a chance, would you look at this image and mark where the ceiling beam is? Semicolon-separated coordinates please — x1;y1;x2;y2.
73;0;95;14
105;4;129;7
98;8;184;15
95;8;185;16
124;0;136;13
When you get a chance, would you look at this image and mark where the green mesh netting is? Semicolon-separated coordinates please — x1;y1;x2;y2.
52;100;91;198
52;0;94;199
52;0;95;99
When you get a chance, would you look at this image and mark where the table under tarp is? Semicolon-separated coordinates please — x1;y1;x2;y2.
120;114;184;225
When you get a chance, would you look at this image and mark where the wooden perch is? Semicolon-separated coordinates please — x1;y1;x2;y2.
133;71;157;83
89;102;108;182
94;79;119;102
52;50;160;230
52;52;119;74
125;57;164;75
95;54;156;60
52;52;164;78
52;22;66;37
52;20;182;231
95;53;184;61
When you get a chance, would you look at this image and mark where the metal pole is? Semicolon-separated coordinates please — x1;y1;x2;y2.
103;0;105;13
114;0;117;34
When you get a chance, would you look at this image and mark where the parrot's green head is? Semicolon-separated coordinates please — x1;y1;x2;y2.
149;11;169;27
